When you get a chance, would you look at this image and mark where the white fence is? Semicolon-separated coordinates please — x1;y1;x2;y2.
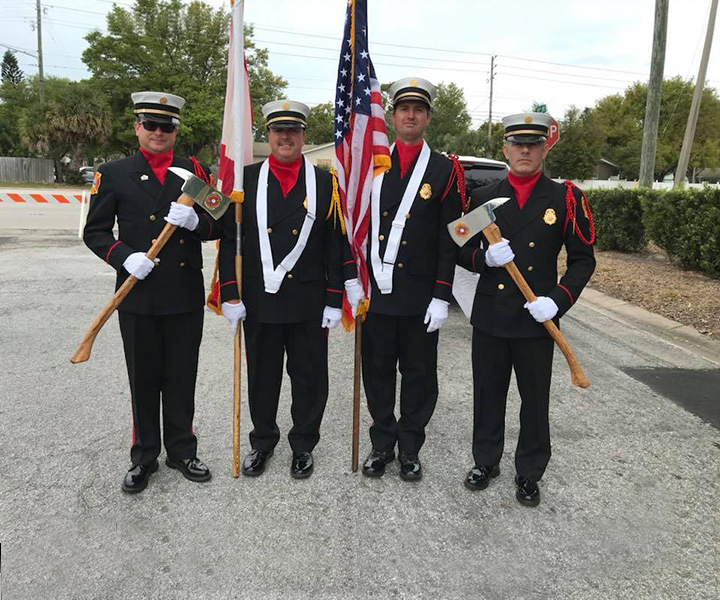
552;178;720;190
0;157;54;183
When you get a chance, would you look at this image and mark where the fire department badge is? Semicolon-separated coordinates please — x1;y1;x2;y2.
90;171;102;195
205;192;221;208
543;208;557;225
454;222;470;239
420;183;432;200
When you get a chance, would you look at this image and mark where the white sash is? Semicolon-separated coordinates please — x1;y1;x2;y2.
257;157;317;294
370;141;431;294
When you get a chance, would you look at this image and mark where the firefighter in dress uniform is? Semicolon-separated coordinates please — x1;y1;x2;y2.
458;112;596;506
84;91;218;493
218;101;362;479
361;78;463;481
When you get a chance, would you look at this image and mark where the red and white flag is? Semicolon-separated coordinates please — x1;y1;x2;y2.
334;0;391;325
217;0;253;200
207;0;253;314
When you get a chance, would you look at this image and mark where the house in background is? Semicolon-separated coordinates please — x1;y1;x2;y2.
595;158;620;180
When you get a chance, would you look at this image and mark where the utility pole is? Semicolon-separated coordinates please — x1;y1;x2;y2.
486;55;496;158
674;0;719;188
639;0;669;188
36;0;45;102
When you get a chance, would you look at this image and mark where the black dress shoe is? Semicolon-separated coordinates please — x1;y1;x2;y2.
165;456;212;482
398;451;422;481
464;465;500;491
362;448;395;478
515;475;540;507
121;460;158;494
291;452;314;479
242;449;273;476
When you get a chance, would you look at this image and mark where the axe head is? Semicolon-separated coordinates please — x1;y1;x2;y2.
447;197;511;247
169;167;230;220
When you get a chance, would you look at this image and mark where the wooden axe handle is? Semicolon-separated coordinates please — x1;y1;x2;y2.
70;194;194;364
482;222;589;388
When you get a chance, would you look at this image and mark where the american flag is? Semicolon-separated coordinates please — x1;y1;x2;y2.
334;0;391;305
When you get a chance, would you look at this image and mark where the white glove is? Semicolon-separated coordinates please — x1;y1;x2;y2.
423;298;449;333
344;278;365;317
524;296;559;323
485;238;515;268
164;202;199;231
321;306;342;329
222;301;247;333
123;252;156;280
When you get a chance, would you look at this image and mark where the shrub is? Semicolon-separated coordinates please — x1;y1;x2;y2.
584;187;647;251
643;187;720;278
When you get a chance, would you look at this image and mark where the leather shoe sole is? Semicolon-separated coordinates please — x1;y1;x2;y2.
165;457;212;482
464;465;500;491
121;460;158;494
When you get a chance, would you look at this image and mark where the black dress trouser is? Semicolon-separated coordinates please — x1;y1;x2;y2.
118;309;203;467
243;315;329;454
362;312;439;455
471;327;554;481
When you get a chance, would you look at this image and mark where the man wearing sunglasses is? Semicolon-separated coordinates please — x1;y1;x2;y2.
83;91;220;494
457;112;595;506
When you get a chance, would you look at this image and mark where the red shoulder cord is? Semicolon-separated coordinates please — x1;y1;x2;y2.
444;154;468;211
189;156;213;186
563;180;595;246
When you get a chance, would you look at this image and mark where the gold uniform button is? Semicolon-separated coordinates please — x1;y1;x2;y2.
149;215;156;221
180;262;186;267
529;242;535;248
397;262;404;268
179;239;185;244
405;213;411;219
151;238;157;243
379;234;385;241
498;283;505;290
267;227;273;233
528;266;534;272
382;210;389;217
287;273;293;279
292;229;299;236
401;240;408;246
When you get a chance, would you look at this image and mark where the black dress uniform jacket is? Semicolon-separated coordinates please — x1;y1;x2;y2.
218;160;354;321
367;149;462;315
84;152;219;314
458;175;596;337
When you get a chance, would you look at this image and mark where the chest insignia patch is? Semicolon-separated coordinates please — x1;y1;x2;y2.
543;208;557;225
420;183;432;200
90;171;102;195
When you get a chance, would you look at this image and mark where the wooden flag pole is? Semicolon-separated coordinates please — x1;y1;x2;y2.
232;198;243;478
351;315;362;472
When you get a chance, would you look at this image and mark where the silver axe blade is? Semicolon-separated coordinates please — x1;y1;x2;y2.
447;197;511;247
168;166;231;220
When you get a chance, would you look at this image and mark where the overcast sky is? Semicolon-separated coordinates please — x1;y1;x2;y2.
2;0;719;127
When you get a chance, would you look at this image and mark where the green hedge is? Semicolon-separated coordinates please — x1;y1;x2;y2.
585;188;647;252
642;187;720;278
580;186;719;279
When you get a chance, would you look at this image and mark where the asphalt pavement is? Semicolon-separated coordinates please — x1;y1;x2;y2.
1;207;718;600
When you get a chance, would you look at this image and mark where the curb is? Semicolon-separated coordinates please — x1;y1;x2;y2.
579;287;720;367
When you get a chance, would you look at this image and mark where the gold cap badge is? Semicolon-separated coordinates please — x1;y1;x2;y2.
543;208;557;225
410;79;418;86
159;97;168;105
524;116;533;123
282;102;290;110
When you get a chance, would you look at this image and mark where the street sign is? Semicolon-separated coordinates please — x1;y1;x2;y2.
546;118;560;150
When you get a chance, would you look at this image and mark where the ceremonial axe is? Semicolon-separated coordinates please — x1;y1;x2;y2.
448;198;589;388
70;168;231;364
